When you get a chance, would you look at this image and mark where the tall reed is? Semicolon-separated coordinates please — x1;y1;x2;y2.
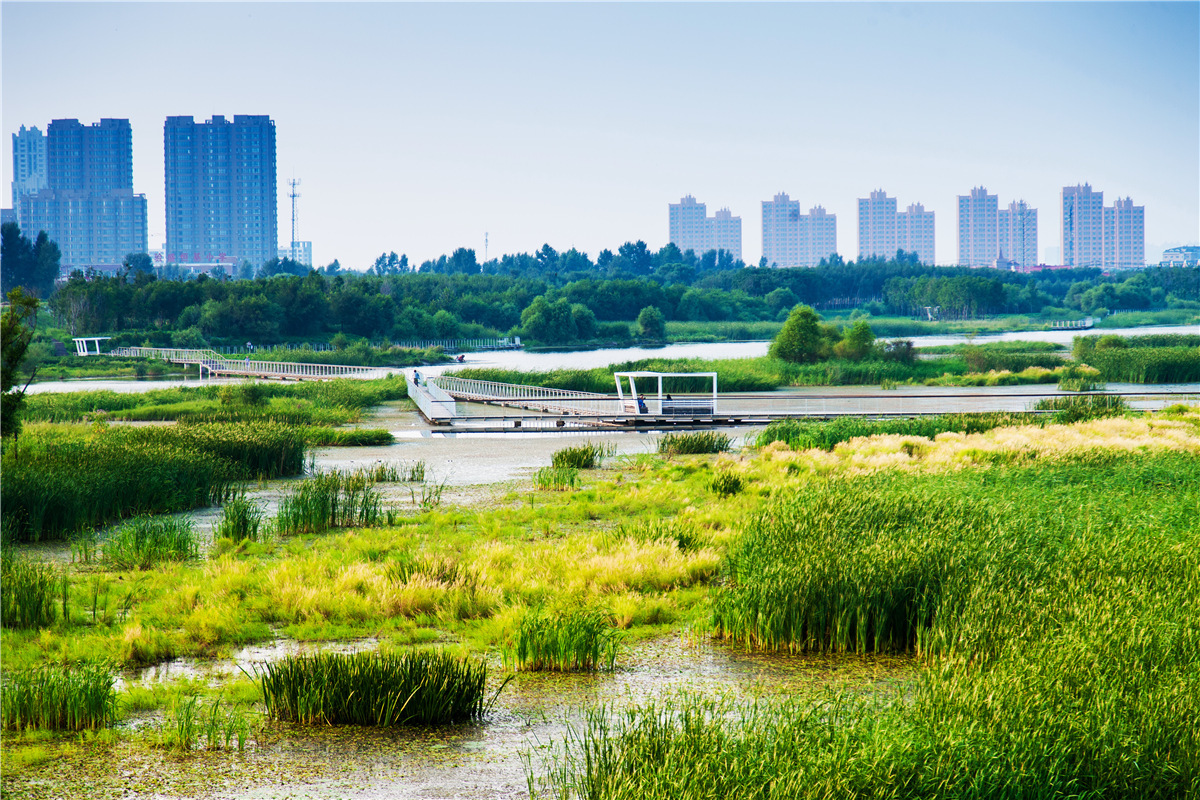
102;516;199;570
0;553;66;629
214;496;265;544
2;663;117;731
533;466;579;491
274;468;386;535
755;412;1035;451
551;442;614;470
1034;393;1128;424
658;431;731;456
256;650;493;726
2;422;305;542
507;608;622;672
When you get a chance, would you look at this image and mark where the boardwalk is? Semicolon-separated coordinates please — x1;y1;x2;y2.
108;346;395;380
418;375;1200;431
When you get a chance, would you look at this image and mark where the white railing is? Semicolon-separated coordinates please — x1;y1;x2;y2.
432;375;615;415
391;337;522;352
407;374;456;422
108;346;391;380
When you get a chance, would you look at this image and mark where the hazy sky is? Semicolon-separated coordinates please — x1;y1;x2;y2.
3;2;1197;270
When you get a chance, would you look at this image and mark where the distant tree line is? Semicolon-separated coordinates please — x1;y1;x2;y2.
3;218;1194;346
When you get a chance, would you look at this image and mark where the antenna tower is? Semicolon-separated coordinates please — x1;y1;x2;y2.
288;178;301;262
485;232;489;261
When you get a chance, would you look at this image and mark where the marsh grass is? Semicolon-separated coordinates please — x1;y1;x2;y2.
0;554;67;629
2;422;305;542
302;427;395;447
215;496;265;544
533;451;1200;799
616;519;704;553
658;431;731;456
157;696;252;751
708;470;744;497
274;468;390;535
755;412;1035;451
534;466;579;491
255;650;494;726
551;442;614;470
2;663;117;731
102;517;199;570
1034;394;1128;424
507;608;621;672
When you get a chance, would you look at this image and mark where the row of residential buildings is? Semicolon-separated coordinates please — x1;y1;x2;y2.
670;185;1147;270
9;116;284;275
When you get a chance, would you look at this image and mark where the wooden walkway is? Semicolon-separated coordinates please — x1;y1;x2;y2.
108;346;395;380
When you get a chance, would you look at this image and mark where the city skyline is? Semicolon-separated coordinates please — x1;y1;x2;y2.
3;3;1196;270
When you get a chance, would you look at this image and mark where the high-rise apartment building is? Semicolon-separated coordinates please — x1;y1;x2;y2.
1103;197;1144;269
761;193;837;268
165;115;278;268
857;190;898;260
17;118;148;269
957;187;999;267
668;195;741;259
998;200;1038;268
1061;183;1105;268
805;206;837;267
761;192;800;267
11;125;47;228
709;208;742;260
897;202;935;265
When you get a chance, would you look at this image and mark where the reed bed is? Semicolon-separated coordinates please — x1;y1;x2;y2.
551;442;614;470
2;663;117;731
1034;394;1128;424
157;696;252;751
1;422;305;542
657;431;732;456
708;470;744;497
102;516;199;570
533;450;1200;798
274;468;387;535
534;466;579;491
507;608;621;672
0;553;67;629
255;650;492;726
214;496;265;544
302;427;395;447
754;412;1036;451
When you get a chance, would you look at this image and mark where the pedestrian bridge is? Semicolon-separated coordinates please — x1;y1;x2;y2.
105;346;394;380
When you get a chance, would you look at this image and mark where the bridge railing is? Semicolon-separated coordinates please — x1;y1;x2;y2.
109;346;390;379
408;374;457;422
432;375;616;415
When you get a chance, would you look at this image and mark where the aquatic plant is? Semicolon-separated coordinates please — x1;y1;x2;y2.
507;607;621;672
616;519;704;552
102;516;199;570
157;696;251;752
551;442;614;470
1034;393;1128;424
274;468;387;535
2;663;117;731
255;650;494;726
1;422;305;542
754;412;1035;451
657;431;731;456
0;553;67;629
215;496;265;544
534;466;579;491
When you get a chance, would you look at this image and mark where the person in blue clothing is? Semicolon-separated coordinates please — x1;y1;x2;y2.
637;394;647;414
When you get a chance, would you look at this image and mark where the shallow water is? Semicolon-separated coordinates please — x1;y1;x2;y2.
102;634;912;800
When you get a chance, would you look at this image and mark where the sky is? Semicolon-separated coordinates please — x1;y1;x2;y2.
3;2;1198;270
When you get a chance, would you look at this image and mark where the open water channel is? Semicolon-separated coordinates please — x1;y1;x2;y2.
12;324;1197;798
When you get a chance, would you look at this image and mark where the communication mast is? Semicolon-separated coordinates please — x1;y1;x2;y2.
288;178;301;262
484;232;489;261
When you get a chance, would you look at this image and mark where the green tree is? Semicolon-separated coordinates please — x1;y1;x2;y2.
2;223;60;298
521;296;576;343
2;287;39;439
833;319;876;361
636;305;666;340
123;252;155;275
769;305;828;364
